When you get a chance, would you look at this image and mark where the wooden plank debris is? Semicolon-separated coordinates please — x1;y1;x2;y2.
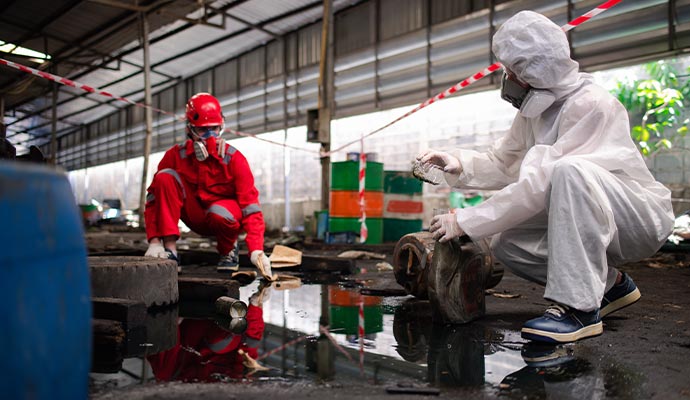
92;297;146;329
92;297;147;357
92;319;125;373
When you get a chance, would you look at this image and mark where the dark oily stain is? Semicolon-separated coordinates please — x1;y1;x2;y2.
427;323;494;387
498;344;645;400
91;280;642;398
601;362;646;399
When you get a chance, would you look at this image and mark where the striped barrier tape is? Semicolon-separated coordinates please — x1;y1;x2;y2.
256;334;311;362
0;58;180;120
319;325;356;364
358;298;365;377
359;138;368;243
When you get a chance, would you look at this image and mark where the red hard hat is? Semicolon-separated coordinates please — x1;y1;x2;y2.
185;93;223;127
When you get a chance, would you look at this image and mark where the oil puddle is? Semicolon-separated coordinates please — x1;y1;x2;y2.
90;281;645;399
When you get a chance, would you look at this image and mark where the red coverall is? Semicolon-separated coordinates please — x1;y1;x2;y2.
147;305;265;381
144;139;265;255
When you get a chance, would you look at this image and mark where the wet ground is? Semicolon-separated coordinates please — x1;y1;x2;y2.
88;232;690;400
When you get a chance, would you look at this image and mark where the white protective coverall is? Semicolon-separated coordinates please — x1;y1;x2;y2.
446;11;674;311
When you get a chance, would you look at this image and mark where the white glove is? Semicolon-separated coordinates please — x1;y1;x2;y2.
429;212;465;243
249;282;272;307
250;250;274;281
145;242;169;258
417;150;463;174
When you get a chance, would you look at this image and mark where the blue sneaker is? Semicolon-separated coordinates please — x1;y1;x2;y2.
164;248;180;265
521;343;575;368
164;248;181;272
600;272;641;318
217;244;240;272
521;304;602;343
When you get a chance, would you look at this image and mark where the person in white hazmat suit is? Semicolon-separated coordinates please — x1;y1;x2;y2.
418;11;674;343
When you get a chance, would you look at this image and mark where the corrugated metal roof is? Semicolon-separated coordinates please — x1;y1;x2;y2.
1;0;357;148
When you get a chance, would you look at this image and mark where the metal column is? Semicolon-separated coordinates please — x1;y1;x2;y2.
138;11;154;226
318;0;335;211
51;81;58;165
283;38;291;231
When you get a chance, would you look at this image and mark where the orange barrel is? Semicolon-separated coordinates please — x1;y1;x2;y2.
329;190;384;218
329;286;382;307
328;288;384;335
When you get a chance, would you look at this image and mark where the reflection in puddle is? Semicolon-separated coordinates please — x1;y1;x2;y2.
91;282;645;398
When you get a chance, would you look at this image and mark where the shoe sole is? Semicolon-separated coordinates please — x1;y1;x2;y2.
521;322;603;343
600;287;641;318
522;351;575;368
217;266;239;272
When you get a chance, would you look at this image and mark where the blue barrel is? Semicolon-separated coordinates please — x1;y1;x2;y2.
0;162;91;399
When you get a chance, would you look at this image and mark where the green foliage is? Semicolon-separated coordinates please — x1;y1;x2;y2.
611;60;689;156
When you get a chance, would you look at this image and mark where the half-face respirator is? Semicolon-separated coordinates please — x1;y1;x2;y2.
188;124;226;162
500;72;556;118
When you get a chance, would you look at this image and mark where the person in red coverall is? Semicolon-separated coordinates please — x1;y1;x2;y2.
147;285;270;382
144;92;272;278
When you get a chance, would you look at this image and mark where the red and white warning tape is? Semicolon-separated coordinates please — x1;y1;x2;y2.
256;334;310;362
319;325;356;364
562;0;622;32
0;58;180;120
358;138;368;243
358;298;365;376
0;0;621;157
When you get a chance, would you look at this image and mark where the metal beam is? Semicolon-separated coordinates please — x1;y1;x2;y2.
139;11;154;227
206;5;279;38
50;79;58;165
1;0;250;111
6;0;324;128
0;0;174;98
318;0;334;211
0;0;84;92
157;7;226;29
0;16;175;79
7;77;178;136
86;0;147;12
3;0;83;46
0;0;18;15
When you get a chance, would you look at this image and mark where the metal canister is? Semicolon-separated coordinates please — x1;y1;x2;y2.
214;296;248;318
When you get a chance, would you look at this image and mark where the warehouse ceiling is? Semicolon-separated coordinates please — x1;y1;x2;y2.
0;0;357;150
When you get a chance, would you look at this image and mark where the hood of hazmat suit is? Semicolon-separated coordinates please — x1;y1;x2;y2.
446;11;673;248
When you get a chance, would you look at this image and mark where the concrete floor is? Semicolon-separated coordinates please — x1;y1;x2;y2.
88;231;690;400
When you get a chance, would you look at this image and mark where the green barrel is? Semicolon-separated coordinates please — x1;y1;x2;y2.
329;305;383;335
331;161;384;191
384;170;423;194
328;217;383;244
383;171;424;242
383;218;423;242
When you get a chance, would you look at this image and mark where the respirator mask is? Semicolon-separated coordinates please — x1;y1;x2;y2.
188;123;226;162
500;72;556;119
